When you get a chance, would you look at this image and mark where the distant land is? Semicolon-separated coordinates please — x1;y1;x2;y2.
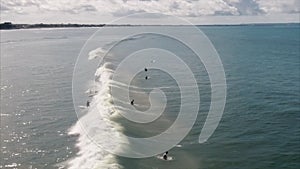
0;22;106;30
0;22;299;30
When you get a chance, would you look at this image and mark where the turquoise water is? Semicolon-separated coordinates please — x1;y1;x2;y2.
1;24;299;169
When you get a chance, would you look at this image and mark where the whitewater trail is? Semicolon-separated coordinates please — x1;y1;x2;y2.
67;48;126;169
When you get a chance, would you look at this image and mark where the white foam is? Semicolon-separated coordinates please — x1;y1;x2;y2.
1;86;8;91
156;155;174;161
68;64;125;169
88;47;107;60
0;113;11;117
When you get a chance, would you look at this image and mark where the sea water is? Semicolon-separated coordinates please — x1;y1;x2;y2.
1;24;299;169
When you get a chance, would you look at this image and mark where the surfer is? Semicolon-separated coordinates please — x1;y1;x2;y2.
163;151;168;160
145;76;149;80
131;99;134;105
86;100;90;107
144;67;148;71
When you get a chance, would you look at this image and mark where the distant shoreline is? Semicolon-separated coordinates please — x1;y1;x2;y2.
0;22;299;30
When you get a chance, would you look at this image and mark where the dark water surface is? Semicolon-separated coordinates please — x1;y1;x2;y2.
1;24;299;169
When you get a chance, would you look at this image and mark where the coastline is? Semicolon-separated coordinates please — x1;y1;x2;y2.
0;22;299;30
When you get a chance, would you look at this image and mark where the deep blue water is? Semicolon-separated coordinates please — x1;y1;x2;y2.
1;24;299;169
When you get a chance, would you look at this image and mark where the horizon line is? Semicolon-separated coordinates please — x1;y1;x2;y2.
1;21;300;25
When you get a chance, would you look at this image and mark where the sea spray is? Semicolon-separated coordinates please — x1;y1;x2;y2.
68;53;126;169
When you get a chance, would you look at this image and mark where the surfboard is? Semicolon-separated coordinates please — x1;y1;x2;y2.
79;105;87;109
156;155;174;161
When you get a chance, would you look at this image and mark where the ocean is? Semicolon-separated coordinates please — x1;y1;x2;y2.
1;24;299;169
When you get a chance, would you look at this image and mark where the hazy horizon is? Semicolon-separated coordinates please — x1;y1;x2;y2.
1;20;299;26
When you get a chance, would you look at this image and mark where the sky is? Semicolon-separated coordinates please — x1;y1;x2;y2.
0;0;299;24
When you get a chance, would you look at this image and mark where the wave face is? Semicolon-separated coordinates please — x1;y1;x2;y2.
68;57;128;169
67;33;209;169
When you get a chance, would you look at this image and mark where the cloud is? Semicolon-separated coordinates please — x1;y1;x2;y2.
224;0;264;15
1;0;299;16
64;5;97;14
0;4;10;11
110;0;240;16
255;0;299;14
0;0;299;23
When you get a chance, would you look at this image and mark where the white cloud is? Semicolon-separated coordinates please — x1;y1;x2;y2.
255;0;299;14
108;0;240;17
226;0;240;3
0;0;299;23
